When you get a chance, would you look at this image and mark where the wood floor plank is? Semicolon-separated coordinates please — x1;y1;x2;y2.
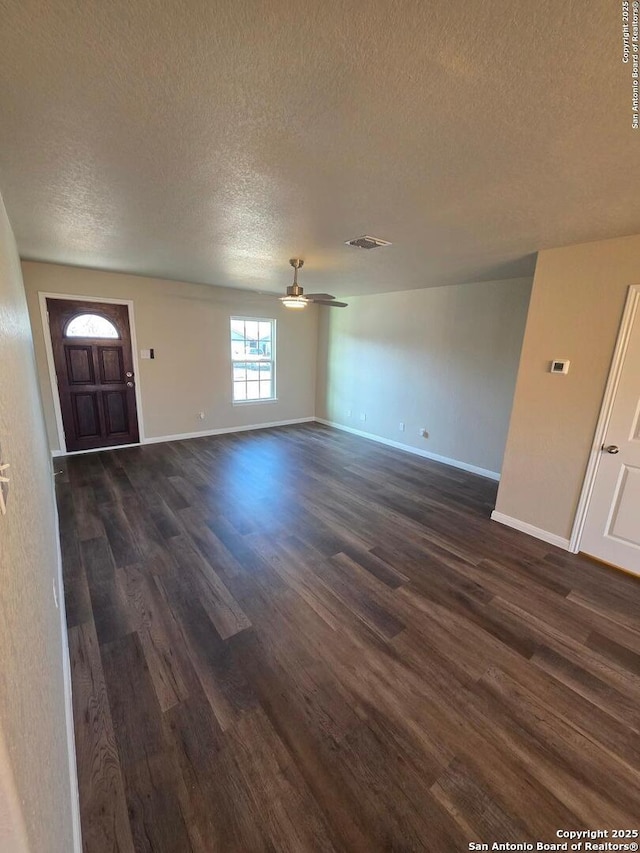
155;563;257;731
243;532;346;632
81;536;132;645
116;564;192;711
122;753;193;853
468;667;639;827
118;494;178;575
59;528;92;629
101;632;193;852
101;632;168;767
314;553;406;640
223;707;340;852
585;629;640;674
532;644;640;732
71;484;105;541
177;505;245;581
162;687;240;851
492;653;640;772
97;502;141;568
339;543;410;588
167;533;251;639
68;621;134;853
228;629;385;852
59;423;640;851
431;757;534;843
494;599;640;701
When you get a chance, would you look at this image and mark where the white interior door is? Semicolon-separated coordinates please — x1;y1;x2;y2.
581;290;640;574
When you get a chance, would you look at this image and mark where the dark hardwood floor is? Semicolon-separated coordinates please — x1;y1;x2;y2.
56;423;640;852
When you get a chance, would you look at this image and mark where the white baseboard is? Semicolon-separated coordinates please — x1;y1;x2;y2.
490;510;572;551
143;416;315;445
51;417;316;456
52;442;138;457
53;504;83;851
315;418;500;481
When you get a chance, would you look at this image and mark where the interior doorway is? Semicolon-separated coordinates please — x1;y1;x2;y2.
45;296;141;453
575;285;640;576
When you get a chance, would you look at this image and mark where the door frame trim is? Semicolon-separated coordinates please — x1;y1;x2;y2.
38;292;146;453
570;284;640;553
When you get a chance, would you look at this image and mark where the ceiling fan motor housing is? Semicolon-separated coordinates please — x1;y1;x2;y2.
286;284;305;297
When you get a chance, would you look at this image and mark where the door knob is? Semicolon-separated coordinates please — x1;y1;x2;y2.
125;371;133;378
126;381;134;388
602;445;620;454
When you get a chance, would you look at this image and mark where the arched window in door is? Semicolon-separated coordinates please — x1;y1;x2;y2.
64;313;120;339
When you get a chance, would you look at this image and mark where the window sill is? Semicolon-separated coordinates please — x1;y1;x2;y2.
232;398;278;406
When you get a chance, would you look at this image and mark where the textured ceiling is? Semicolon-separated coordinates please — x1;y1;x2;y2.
0;0;635;297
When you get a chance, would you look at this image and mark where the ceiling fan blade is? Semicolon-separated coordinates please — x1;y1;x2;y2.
304;293;335;300
309;299;348;307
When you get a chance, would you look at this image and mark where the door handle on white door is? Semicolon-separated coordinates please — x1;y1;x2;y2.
602;445;620;454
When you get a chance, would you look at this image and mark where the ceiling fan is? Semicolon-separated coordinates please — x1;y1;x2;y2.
279;259;348;309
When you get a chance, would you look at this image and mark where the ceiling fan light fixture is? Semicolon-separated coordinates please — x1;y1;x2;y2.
280;296;308;309
275;257;348;309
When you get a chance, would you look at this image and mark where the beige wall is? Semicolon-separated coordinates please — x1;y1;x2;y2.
316;278;532;476
22;231;639;547
0;198;76;849
22;262;319;453
495;233;640;540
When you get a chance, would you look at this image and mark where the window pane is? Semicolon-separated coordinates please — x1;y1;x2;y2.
258;321;271;343
233;382;247;401
233;363;249;381
244;320;259;341
259;363;272;378
230;319;245;357
246;381;260;400
259;381;272;399
65;313;119;338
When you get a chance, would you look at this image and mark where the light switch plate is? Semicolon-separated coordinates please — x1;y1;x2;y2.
0;461;10;516
550;359;570;374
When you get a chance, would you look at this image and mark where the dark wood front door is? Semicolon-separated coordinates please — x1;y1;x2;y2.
47;298;140;452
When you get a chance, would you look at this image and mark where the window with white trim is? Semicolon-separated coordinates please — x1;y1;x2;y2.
230;317;276;403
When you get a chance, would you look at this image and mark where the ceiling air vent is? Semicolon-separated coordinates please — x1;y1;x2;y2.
345;235;392;250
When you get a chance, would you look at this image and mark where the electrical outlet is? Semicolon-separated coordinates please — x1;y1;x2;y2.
359;412;367;422
399;422;405;432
